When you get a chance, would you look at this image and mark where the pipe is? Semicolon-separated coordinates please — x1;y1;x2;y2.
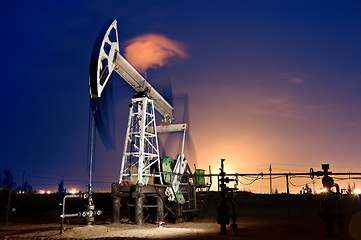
60;194;82;234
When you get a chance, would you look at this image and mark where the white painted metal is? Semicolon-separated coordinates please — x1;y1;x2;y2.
119;97;163;185
90;20;189;190
113;51;173;125
89;20;174;125
165;154;188;201
90;20;119;98
147;123;187;133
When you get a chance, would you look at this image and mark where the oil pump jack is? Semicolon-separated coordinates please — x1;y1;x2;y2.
88;20;208;225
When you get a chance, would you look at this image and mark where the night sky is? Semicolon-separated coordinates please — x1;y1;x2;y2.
1;0;361;193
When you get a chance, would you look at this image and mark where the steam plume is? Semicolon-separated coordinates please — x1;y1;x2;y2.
123;34;187;74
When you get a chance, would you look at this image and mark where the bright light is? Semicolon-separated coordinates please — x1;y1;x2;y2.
320;188;327;193
353;189;361;195
38;190;53;194
69;189;78;194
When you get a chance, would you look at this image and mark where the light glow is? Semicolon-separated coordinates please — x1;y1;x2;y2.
69;189;78;194
353;189;361;195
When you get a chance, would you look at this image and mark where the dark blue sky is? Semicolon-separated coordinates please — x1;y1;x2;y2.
1;0;361;193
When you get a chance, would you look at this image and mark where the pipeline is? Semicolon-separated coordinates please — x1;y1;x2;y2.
60;193;102;234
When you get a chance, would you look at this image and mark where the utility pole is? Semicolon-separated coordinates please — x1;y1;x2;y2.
21;171;25;193
286;174;291;219
312;179;315;194
5;188;11;225
269;164;272;194
286;174;290;194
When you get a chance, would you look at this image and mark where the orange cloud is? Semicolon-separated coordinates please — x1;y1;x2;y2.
123;33;187;74
290;77;305;85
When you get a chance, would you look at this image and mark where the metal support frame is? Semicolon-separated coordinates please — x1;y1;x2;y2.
119;97;163;185
111;184;167;225
134;185;144;225
112;196;121;223
156;195;164;222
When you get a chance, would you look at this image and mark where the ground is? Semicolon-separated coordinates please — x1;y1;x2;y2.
1;217;360;240
1;192;361;239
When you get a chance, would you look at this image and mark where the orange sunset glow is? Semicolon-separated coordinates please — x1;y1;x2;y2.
2;1;361;195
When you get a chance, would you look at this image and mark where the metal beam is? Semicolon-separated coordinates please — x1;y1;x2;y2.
147;123;187;133
113;51;174;124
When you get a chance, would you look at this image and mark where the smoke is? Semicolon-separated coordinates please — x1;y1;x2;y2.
123;33;187;74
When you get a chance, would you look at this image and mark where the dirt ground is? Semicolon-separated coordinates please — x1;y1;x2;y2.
1;216;360;240
2;192;361;239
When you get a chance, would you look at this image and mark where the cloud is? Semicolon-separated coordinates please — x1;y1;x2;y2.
123;33;187;74
345;120;361;129
251;97;318;120
280;73;306;85
289;77;305;85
